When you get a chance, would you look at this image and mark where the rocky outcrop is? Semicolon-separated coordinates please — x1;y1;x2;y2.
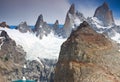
0;30;26;82
94;2;114;26
16;22;32;33
54;21;120;82
33;14;52;39
0;22;9;28
63;4;86;38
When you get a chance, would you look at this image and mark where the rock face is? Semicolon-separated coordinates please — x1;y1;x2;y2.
54;21;120;82
16;22;32;33
0;22;9;28
0;30;26;81
63;4;86;38
94;2;114;26
33;14;51;39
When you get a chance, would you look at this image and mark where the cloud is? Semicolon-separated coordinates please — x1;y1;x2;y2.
115;19;120;25
0;0;70;25
0;0;119;25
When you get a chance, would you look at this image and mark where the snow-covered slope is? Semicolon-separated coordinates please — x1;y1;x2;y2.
87;17;120;44
87;17;114;33
0;27;66;60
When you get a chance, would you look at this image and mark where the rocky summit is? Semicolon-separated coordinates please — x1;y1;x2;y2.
54;21;120;82
94;2;114;26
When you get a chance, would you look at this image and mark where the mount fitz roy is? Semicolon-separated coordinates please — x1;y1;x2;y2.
94;2;114;26
0;2;120;82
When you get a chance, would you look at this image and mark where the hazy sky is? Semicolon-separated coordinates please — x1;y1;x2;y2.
0;0;119;25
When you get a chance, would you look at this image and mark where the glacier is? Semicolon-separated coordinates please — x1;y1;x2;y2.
0;27;66;60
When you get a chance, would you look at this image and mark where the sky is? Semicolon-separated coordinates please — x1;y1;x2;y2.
0;0;119;25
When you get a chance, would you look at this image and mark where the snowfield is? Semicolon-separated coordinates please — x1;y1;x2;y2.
0;27;66;60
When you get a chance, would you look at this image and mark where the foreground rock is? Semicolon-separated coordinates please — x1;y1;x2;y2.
0;30;58;82
54;21;120;82
0;30;26;81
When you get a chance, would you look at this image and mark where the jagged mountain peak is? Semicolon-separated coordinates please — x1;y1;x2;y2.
33;14;52;39
69;4;75;15
63;4;86;38
102;2;109;9
38;14;44;22
34;14;44;30
34;14;44;31
94;2;114;26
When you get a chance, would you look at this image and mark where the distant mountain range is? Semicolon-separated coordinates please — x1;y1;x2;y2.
10;24;64;29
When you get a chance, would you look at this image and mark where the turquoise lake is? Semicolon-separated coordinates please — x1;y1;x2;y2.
12;80;36;82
